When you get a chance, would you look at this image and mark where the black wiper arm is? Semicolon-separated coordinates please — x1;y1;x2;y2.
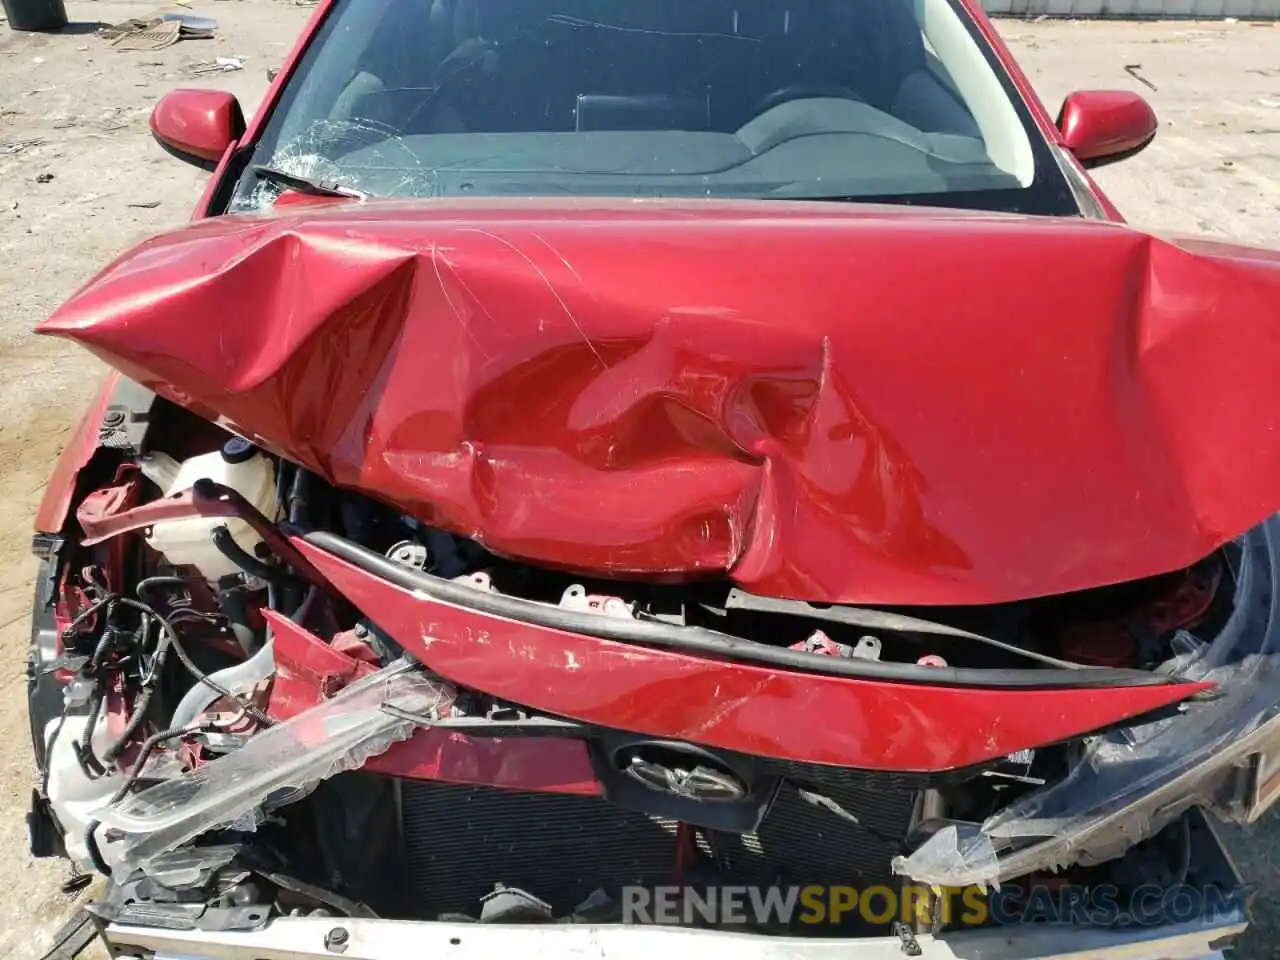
252;164;367;199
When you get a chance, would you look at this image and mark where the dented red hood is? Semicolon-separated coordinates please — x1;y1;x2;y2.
39;199;1280;605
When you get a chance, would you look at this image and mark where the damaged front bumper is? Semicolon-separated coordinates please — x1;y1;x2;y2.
99;907;1247;960
95;811;1251;957
99;808;1250;959
896;516;1280;887
94;811;1253;960
89;519;1280;900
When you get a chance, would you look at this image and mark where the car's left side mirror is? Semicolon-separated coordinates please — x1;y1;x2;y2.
1056;90;1157;169
150;89;246;171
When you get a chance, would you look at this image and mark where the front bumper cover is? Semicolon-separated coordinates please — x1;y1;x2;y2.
97;810;1251;960
101;912;1246;960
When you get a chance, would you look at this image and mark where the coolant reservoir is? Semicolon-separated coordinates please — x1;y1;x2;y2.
45;711;116;870
138;437;278;583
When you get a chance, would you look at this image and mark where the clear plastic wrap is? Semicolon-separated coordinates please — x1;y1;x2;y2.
895;515;1280;887
95;659;452;869
136;845;242;888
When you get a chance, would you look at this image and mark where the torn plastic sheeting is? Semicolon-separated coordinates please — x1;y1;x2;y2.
94;660;452;869
894;515;1280;887
136;845;242;888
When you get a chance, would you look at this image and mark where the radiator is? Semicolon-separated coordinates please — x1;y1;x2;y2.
400;775;919;919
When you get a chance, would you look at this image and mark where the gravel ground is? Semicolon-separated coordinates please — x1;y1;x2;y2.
0;9;1277;958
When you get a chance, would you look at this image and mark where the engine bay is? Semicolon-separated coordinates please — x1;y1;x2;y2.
25;394;1249;937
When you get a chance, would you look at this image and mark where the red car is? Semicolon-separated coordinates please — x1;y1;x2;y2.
26;0;1280;957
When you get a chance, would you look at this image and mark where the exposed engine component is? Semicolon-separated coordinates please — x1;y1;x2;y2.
24;406;1253;939
386;541;429;571
137;442;278;584
42;707;117;866
791;631;881;660
560;584;636;619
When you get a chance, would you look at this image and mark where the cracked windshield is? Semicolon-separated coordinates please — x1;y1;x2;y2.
231;0;1046;212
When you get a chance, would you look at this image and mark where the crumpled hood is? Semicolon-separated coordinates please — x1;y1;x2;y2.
38;198;1280;605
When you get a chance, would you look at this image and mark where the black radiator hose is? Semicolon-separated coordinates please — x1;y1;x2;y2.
211;525;285;584
83;820;110;877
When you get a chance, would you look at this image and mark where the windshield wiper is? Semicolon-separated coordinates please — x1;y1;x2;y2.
252;164;367;200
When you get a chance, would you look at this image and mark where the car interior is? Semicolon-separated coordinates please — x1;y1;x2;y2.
335;0;983;138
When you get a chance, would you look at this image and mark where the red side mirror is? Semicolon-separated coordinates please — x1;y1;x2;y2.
150;89;246;172
1057;90;1157;169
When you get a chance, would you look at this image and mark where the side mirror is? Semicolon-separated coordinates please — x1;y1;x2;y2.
149;89;246;171
1056;90;1157;169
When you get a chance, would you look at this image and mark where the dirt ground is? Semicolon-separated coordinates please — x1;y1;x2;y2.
1;7;1278;958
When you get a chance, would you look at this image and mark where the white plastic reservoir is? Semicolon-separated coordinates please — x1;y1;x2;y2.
45;710;116;870
138;438;278;583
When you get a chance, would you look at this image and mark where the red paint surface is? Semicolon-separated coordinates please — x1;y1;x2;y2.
32;0;1131;539
26;0;1241;784
149;89;244;166
34;372;120;533
75;489;222;546
74;477;142;543
266;610;377;720
40;201;1280;606
291;538;1208;774
366;731;603;796
1058;90;1158;163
